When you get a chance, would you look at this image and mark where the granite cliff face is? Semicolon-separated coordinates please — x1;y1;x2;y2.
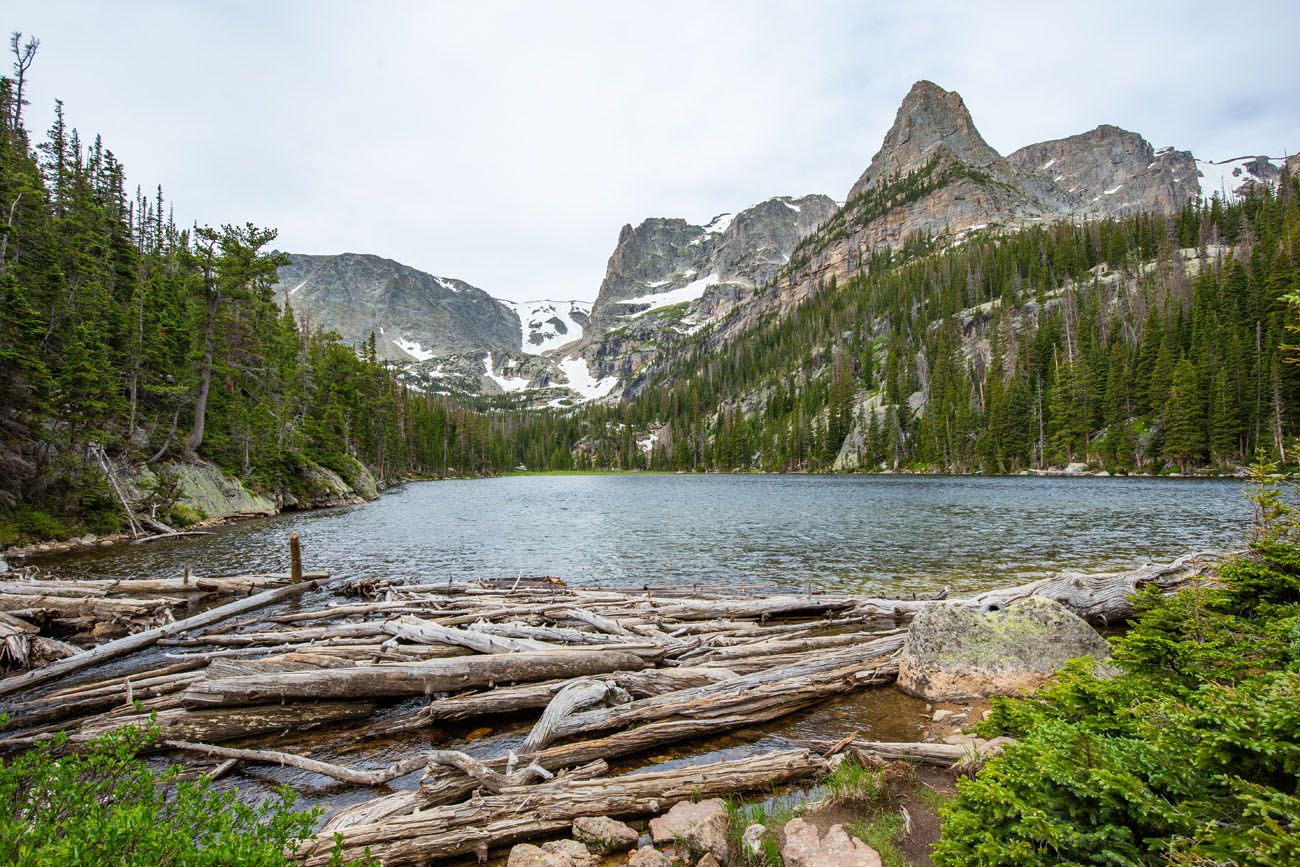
576;194;838;380
1008;125;1201;218
274;253;520;361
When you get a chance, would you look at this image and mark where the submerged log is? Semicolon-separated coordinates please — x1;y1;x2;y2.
299;748;827;866
182;649;650;706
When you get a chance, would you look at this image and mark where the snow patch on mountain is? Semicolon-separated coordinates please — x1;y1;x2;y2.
500;299;591;355
482;352;531;393
1197;157;1284;201
623;272;722;316
394;337;436;362
558;356;618;401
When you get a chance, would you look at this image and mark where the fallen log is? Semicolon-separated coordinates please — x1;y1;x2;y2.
323;651;896;831
0;579;320;699
384;615;556;654
2;701;374;753
359;667;736;737
965;550;1232;624
165;739;434;786
182;649;650;706
300;748;827;866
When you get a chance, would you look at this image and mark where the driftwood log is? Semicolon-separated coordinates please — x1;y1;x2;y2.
0;579;321;698
181;649;651;706
298;748;827;866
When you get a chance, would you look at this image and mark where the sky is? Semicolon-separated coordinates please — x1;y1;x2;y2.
10;1;1299;302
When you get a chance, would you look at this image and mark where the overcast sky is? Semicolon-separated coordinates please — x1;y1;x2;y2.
12;1;1299;302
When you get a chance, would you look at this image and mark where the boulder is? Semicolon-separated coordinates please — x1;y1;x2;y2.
507;840;596;867
626;847;673;867
741;823;767;859
781;819;882;867
649;798;731;861
572;816;639;853
897;596;1111;701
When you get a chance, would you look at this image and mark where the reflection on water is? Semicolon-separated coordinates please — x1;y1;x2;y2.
37;474;1248;595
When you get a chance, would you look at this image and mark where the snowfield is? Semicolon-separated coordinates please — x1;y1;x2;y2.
501;299;591;355
482;352;531;393
394;337;435;362
557;355;618;401
623;272;722;317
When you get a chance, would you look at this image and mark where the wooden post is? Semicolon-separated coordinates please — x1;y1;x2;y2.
289;533;302;584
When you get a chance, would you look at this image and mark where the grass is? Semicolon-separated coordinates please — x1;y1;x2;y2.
847;814;907;867
823;757;894;808
724;794;801;867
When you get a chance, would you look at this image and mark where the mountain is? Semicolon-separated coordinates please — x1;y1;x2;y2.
574;194;838;381
275;80;1289;410
1007;124;1201;218
274;253;521;361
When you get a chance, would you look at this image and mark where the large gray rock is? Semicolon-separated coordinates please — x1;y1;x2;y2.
781;819;882;867
625;847;672;867
506;840;595;867
897;596;1111;701
1008;125;1200;219
648;798;731;862
571;816;638;853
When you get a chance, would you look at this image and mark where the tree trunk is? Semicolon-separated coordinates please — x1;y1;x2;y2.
185;294;219;459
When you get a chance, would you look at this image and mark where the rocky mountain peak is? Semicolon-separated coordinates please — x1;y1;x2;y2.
848;80;1005;200
1008;125;1199;218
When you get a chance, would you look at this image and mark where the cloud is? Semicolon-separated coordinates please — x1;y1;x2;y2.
12;0;1298;301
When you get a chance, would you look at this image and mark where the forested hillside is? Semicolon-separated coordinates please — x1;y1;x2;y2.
0;41;514;542
504;177;1300;474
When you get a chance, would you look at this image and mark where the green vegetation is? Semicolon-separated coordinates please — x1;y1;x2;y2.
934;457;1300;865
0;724;365;865
0;37;518;538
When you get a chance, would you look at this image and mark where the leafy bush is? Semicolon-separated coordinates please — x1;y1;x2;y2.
0;725;355;865
934;460;1300;865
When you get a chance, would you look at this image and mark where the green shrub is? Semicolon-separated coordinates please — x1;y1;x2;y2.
935;462;1300;865
0;725;361;865
166;502;205;527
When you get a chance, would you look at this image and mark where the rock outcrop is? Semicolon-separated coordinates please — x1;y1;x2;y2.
780;818;882;867
1008;124;1200;218
274;252;521;361
897;596;1112;701
648;798;732;862
577;194;838;381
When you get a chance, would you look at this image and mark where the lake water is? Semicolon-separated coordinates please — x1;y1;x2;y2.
39;474;1251;595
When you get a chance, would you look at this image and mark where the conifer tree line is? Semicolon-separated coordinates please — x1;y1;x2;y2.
505;174;1300;474
0;38;512;536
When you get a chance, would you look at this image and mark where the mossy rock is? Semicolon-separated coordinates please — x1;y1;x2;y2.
897;596;1111;701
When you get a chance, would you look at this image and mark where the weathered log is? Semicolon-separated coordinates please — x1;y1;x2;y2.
165;739;433;786
649;596;857;621
551;607;636;637
384;615;556;653
323;650;896;831
965;550;1232;624
796;736;1014;766
299;749;827;866
182;649;650;706
359;667;736;737
0;579;319;698
519;678;621;754
2;700;373;753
